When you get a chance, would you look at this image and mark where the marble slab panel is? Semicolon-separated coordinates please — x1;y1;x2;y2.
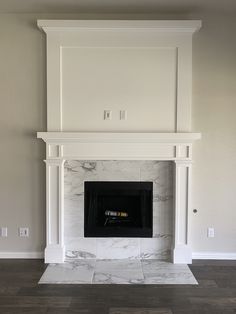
94;160;141;182
152;200;173;240
140;238;172;260
64;197;84;238
95;259;143;273
64;160;174;260
65;237;96;259
140;161;173;200
96;238;140;259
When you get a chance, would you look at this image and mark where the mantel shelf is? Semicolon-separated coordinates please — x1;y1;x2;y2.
37;132;201;144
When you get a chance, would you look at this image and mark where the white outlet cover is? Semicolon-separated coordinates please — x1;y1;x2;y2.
207;227;215;238
0;227;7;237
120;110;127;120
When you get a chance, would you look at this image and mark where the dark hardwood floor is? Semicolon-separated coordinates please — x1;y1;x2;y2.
0;259;235;313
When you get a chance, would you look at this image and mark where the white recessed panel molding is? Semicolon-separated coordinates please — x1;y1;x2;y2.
62;47;176;132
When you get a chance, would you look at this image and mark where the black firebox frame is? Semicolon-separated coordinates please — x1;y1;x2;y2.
84;181;153;238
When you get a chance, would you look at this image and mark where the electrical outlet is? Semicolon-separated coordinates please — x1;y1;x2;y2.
19;227;29;237
0;227;8;237
207;227;215;238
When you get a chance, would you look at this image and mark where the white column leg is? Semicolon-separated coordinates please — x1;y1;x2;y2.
172;160;192;264
44;159;65;263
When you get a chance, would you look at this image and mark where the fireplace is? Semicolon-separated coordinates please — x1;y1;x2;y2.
37;19;202;263
84;181;153;238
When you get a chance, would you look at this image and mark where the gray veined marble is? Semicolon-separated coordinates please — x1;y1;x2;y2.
64;160;174;260
95;258;142;271
93;272;144;284
96;238;140;260
65;237;96;259
93;259;144;284
141;259;198;284
39;259;198;285
39;259;95;284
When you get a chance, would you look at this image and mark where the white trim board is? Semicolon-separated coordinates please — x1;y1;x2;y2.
192;252;236;260
37;20;202;33
0;252;44;259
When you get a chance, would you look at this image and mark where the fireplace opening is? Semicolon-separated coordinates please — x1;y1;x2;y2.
84;181;153;237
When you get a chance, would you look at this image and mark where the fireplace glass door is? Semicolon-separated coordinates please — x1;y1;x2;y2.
84;181;153;237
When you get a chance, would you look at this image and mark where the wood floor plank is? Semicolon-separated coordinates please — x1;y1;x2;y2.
0;308;47;314
109;308;172;314
0;296;71;308
189;296;236;308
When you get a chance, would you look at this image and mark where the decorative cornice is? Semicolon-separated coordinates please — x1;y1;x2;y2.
37;20;202;34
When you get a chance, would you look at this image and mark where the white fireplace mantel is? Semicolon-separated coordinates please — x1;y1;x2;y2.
37;131;201;264
37;19;202;264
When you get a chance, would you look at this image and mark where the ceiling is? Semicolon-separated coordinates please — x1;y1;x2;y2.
0;0;235;14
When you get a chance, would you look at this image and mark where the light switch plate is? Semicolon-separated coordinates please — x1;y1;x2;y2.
104;110;112;120
19;227;29;237
120;110;127;120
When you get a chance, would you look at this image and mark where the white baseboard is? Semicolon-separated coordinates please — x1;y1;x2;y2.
192;252;236;260
0;252;44;259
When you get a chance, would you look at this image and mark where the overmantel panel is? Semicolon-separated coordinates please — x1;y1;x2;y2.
38;20;201;133
62;46;177;132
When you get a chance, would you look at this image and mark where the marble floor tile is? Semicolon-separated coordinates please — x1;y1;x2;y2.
93;271;144;284
141;259;198;285
39;259;95;284
93;259;144;284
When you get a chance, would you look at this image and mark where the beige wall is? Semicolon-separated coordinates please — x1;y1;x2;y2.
0;11;235;255
191;11;236;253
0;14;46;252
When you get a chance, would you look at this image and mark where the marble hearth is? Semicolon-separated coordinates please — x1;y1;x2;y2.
39;259;198;285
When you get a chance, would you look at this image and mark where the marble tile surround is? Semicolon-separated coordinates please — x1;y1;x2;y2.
64;160;173;260
39;259;198;285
